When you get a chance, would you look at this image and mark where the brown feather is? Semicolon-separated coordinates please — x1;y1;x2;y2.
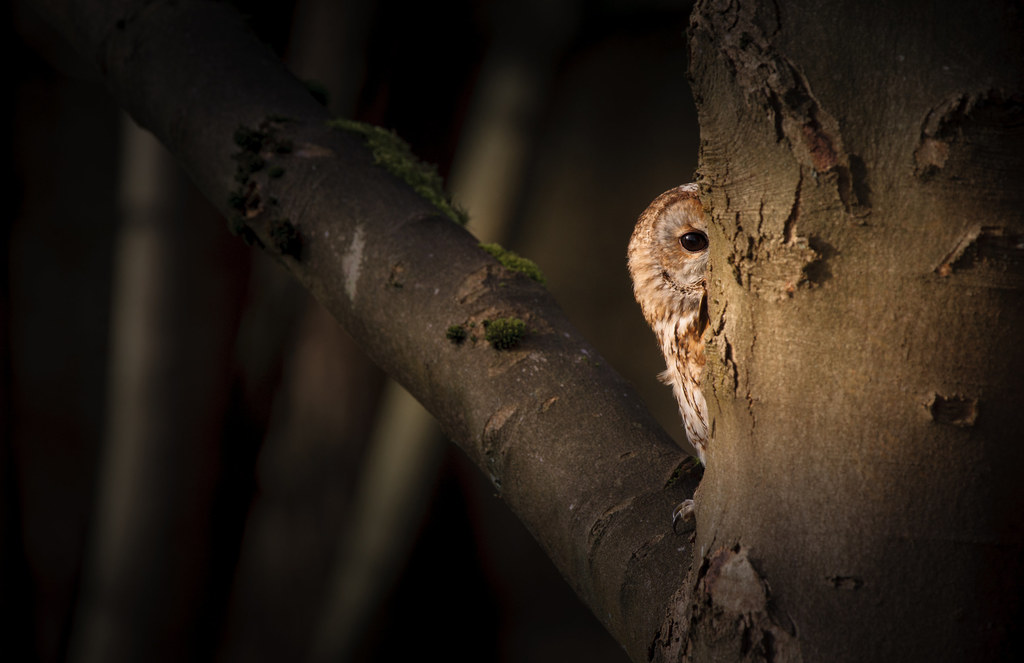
627;184;710;463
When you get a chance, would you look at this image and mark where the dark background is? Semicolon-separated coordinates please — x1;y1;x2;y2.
5;0;699;660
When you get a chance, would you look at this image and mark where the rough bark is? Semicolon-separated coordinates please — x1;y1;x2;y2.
28;1;702;661
680;0;1024;660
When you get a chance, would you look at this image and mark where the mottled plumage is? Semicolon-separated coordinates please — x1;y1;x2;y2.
628;183;710;466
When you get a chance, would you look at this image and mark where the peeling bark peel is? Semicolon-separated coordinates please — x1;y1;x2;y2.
29;0;704;660
690;0;865;214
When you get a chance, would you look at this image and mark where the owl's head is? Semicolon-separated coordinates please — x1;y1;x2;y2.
628;184;708;323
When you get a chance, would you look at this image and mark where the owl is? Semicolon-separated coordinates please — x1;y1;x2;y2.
628;184;709;521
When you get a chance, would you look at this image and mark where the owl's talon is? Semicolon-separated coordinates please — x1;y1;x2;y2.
672;499;695;533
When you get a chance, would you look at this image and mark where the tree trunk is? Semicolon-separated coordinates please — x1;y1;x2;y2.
683;0;1024;660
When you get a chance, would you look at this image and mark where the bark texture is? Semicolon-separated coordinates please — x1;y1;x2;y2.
28;1;702;660
683;0;1024;660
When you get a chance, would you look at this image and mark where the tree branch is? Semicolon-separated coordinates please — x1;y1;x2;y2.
30;0;703;659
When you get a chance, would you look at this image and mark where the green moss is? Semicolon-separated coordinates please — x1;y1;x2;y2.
233;125;264;152
446;324;467;344
227;215;246;236
479;243;545;284
233;152;265;183
227;216;264;248
229;118;298;249
232;120;290;180
484;317;526;350
227;190;247;212
327;118;468;225
269;218;301;259
664;457;702;489
664;463;684;488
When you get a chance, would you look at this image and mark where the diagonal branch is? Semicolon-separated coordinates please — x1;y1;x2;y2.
30;0;703;658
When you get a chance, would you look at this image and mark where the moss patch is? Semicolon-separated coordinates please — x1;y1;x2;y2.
226;116;295;254
446;324;467;344
227;215;264;248
269;218;302;258
479;243;546;284
328;118;468;225
664;457;703;491
484;318;526;350
227;190;247;212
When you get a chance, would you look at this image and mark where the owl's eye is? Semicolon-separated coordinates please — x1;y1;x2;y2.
679;231;708;253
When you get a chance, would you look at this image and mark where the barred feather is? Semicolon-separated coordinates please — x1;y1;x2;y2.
627;184;710;464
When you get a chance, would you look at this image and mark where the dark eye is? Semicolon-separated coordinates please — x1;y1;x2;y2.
679;231;708;252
